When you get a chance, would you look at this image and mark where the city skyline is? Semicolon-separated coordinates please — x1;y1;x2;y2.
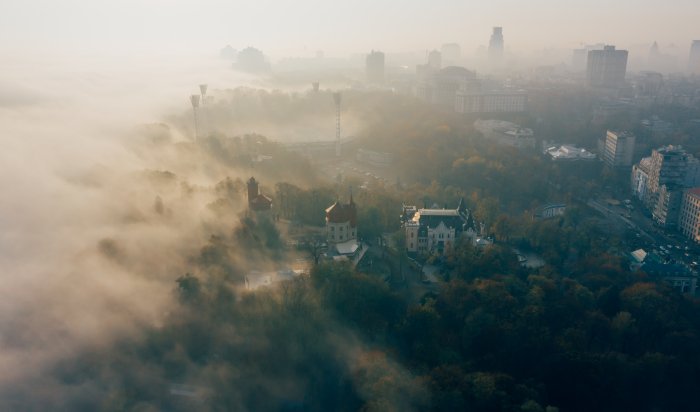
1;0;699;59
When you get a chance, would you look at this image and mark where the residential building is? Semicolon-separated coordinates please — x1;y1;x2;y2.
631;156;652;202
653;184;683;227
247;177;272;212
586;45;628;88
602;130;636;167
402;199;477;255
679;188;700;243
455;90;527;113
325;195;357;245
632;145;700;226
366;50;385;84
647;146;700;197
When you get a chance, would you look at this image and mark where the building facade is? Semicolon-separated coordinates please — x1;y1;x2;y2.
586;45;628;88
488;27;504;60
247;177;272;212
325;195;357;244
366;50;385;84
679;188;700;243
402;199;477;255
603;130;636;167
455;91;527;114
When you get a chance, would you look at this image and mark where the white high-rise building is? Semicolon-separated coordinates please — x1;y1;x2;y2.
603;130;636;167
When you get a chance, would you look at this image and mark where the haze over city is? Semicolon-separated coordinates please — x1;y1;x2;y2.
2;1;700;411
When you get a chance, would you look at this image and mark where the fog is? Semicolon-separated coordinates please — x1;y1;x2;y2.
2;1;700;410
0;54;254;391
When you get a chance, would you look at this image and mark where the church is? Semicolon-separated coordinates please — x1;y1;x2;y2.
247;177;272;212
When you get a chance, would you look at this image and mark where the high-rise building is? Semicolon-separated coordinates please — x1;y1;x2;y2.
689;40;700;74
678;188;700;242
365;50;385;84
653;184;684;227
489;27;504;60
602;130;636;167
586;45;628;88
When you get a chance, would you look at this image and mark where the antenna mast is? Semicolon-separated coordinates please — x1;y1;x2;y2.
190;94;200;141
333;92;341;157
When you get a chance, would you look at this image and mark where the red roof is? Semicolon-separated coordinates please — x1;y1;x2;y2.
688;188;700;199
250;194;272;211
325;200;357;227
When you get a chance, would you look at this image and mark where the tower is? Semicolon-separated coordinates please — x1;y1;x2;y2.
489;27;504;60
189;94;200;140
689;40;700;74
199;84;208;105
333;92;341;157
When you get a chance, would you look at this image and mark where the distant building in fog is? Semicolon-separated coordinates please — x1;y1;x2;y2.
474;119;535;149
416;66;477;109
456;90;527;114
428;49;442;70
572;49;588;72
247;177;272;212
441;43;461;65
587;45;628;88
366;50;385;84
488;27;504;60
689;40;700;74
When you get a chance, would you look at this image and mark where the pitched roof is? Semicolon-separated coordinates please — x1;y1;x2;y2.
326;200;357;226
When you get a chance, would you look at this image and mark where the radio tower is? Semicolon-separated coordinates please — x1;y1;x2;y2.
199;84;208;104
190;94;200;141
333;92;341;157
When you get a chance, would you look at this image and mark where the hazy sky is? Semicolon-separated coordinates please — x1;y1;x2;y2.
1;0;699;58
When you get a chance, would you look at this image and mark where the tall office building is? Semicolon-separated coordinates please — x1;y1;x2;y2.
489;27;504;60
689;40;700;74
365;50;385;84
603;130;636;167
586;45;628;87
